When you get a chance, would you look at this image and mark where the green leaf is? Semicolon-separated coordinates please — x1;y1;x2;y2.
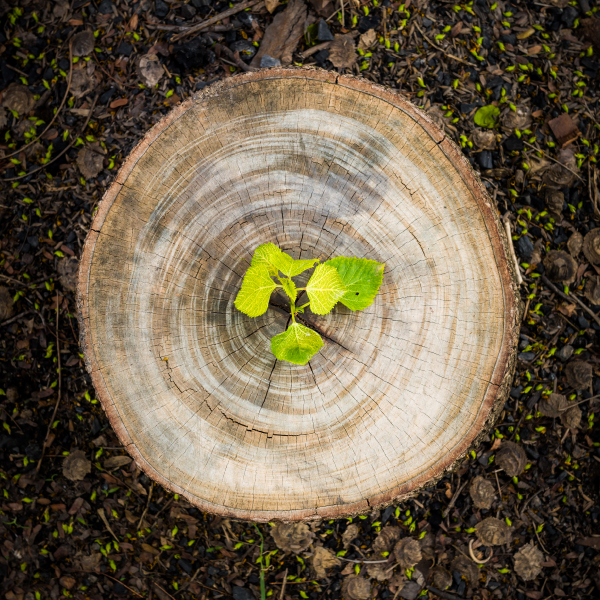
281;278;297;303
305;264;347;315
325;257;384;311
234;266;277;317
251;242;282;276
271;252;319;278
473;105;500;128
271;323;323;365
251;242;318;277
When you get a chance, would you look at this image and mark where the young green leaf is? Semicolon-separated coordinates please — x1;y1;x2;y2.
281;278;297;302
251;242;282;276
325;257;384;311
473;105;500;129
305;264;348;315
271;322;323;365
234;265;277;317
271;252;319;278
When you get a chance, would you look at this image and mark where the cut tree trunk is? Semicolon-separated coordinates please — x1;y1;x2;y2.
78;68;521;522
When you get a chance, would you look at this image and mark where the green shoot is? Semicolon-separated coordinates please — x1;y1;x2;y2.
234;243;384;364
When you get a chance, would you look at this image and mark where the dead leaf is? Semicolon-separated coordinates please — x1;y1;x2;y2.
58;257;79;292
312;545;340;578
77;143;106;179
63;450;91;481
0;287;14;321
358;28;377;51
142;543;160;555
138;54;164;87
103;455;132;470
110;98;128;109
548;113;580;148
251;0;307;67
328;34;356;69
265;0;279;12
1;83;35;115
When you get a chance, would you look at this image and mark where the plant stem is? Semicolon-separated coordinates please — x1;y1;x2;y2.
253;524;267;600
296;302;310;311
290;300;296;322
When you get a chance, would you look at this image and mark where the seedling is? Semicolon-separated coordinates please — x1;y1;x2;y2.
235;243;384;365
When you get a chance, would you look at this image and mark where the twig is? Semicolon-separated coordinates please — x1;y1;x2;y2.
559;394;600;411
301;41;332;58
137;481;154;530
0;310;35;328
413;21;471;65
468;539;494;564
522;140;584;183
337;556;391;563
97;508;120;543
153;583;177;600
72;571;143;597
279;568;288;600
2;40;74;162
3;93;99;182
503;218;524;285
540;274;600;328
427;587;466;600
171;0;265;42
214;43;259;72
447;478;469;510
35;293;61;473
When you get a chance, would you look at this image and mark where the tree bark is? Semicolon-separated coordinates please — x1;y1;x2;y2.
78;68;521;522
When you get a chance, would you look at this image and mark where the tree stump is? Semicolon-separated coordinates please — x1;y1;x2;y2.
78;69;521;521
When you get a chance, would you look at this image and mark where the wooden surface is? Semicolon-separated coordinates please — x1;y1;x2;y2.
78;68;521;522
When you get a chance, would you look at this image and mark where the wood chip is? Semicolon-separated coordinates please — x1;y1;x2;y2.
250;0;307;67
548;113;580;148
328;33;357;69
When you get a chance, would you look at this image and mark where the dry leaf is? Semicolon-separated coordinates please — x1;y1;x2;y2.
265;0;279;12
328;34;356;69
77;143;106;179
1;83;35;115
58;257;79;292
476;517;511;546
514;543;544;580
311;545;340;578
341;575;371;600
63;450;91;481
71;30;95;57
358;28;377;50
469;476;495;510
138;54;164;87
496;441;527;477
342;523;359;549
0;287;14;321
103;455;132;470
270;522;315;553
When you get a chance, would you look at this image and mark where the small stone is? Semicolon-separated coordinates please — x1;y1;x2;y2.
98;0;113;14
232;587;256;600
260;55;282;68
155;0;169;18
556;345;574;362
72;30;95;57
230;40;257;61
180;3;197;18
478;150;493;170
516;235;534;261
317;18;334;41
518;352;535;362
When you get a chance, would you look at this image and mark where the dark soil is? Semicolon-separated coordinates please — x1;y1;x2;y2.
1;1;600;599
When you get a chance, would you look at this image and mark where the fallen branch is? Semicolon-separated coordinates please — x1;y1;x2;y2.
171;0;265;42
